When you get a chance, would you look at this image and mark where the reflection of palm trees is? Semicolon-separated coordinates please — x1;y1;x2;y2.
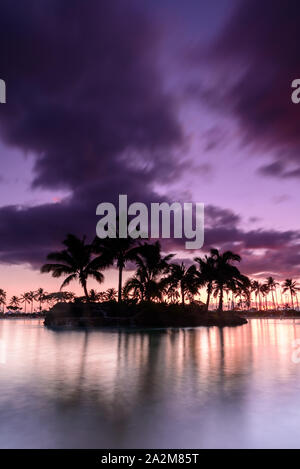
41;234;105;301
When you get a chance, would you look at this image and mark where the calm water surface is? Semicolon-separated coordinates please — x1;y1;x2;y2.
1;319;300;448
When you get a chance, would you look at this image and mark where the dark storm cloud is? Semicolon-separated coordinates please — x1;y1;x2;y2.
0;0;182;191
191;0;300;177
0;0;186;265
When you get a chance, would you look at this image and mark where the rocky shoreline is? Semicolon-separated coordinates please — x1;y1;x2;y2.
44;301;247;329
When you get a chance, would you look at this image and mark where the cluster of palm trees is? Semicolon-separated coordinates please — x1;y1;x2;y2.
251;277;300;310
0;287;122;313
38;233;300;312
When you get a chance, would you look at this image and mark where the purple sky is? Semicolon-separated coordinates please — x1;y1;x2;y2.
0;0;300;296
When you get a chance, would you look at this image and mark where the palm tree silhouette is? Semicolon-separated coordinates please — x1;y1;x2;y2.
41;234;105;301
282;279;300;310
166;262;200;306
265;277;279;309
209;248;243;311
34;288;48;312
94;236;137;303
251;281;261;310
125;241;173;302
260;284;269;310
20;292;31;313
9;296;21;310
194;254;215;311
0;289;6;313
105;288;117;301
88;289;102;302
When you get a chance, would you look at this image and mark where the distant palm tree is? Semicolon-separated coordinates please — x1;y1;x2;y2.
41;234;105;301
0;289;6;313
34;288;48;312
282;279;300;309
251;280;260;310
9;296;21;310
265;277;279;309
20;292;31;313
89;289;102;302
260;284;269;310
27;291;35;313
165;285;180;304
166;262;200;306
105;288;117;301
94;236;137;303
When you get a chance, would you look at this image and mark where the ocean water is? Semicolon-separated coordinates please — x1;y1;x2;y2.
0;318;300;448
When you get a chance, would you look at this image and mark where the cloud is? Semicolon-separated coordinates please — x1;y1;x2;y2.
190;0;300;178
0;0;183;192
0;0;187;268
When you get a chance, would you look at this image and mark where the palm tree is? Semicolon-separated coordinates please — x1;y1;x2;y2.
105;288;117;301
251;280;260;310
9;296;21;310
282;279;300;309
265;277;279;309
125;241;173;302
94;236;138;303
260;284;269;310
20;292;31;313
89;289;102;302
209;248;243;311
34;288;47;312
124;271;146;301
194;254;216;311
27;291;35;313
166;262;200;306
0;289;6;313
41;234;105;301
165;285;180;304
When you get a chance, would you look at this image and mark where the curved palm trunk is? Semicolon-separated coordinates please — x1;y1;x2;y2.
81;278;89;301
118;266;123;303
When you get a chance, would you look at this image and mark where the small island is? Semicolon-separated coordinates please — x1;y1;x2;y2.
44;300;247;328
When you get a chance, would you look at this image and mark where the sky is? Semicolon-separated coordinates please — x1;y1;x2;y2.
0;0;300;298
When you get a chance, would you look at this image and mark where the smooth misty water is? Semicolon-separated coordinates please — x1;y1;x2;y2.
1;319;300;448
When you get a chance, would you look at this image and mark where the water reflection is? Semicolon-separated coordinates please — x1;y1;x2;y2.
1;319;300;448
